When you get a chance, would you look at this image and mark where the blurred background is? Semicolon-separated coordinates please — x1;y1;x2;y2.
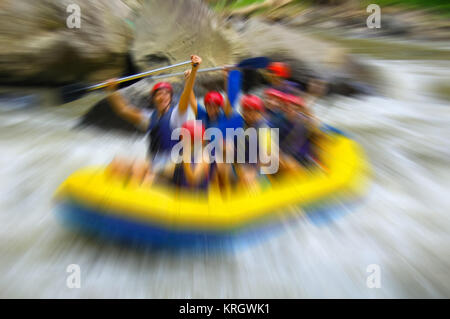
0;0;449;298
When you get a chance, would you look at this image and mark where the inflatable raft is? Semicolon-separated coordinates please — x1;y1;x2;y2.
54;129;370;249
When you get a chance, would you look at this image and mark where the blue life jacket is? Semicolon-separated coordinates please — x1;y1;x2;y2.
273;80;304;94
197;105;243;160
147;106;177;158
239;120;268;164
172;159;217;191
197;105;243;139
267;109;291;141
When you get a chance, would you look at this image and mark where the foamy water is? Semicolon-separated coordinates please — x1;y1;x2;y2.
0;59;449;298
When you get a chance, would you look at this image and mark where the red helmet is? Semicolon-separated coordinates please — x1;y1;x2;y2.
267;62;291;79
241;94;264;111
204;91;224;107
264;88;288;100
182;120;205;142
287;95;306;107
151;82;173;94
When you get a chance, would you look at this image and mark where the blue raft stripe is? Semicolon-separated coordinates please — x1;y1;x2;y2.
57;200;287;250
57;191;364;250
320;124;348;137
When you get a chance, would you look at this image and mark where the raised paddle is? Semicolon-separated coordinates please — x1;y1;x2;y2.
227;70;242;108
236;56;270;69
59;60;192;104
146;57;271;81
59;57;270;104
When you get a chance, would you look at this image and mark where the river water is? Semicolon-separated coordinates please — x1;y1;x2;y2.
0;57;449;298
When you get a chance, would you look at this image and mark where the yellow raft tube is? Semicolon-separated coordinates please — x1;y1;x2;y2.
54;130;370;249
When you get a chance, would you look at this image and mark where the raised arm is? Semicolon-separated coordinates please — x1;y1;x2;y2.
106;79;146;129
184;69;198;117
178;55;202;114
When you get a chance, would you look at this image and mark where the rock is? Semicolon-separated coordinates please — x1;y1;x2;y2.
131;0;245;90
0;0;134;85
77;98;144;134
0;93;40;110
100;16;351;106
228;18;380;95
233;18;347;83
367;13;411;37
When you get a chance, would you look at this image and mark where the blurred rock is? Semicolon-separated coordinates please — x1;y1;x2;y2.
234;18;330;82
119;15;374;102
232;18;377;95
285;3;450;41
0;0;133;85
131;0;245;90
0;93;40;110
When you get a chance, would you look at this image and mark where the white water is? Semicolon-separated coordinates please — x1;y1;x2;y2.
0;59;449;298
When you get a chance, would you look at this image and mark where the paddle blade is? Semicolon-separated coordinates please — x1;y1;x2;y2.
236;56;271;69
59;83;90;104
227;70;242;108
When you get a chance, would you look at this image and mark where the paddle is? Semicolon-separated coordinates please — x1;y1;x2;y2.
59;60;192;104
146;56;271;81
227;70;242;108
236;56;270;69
59;57;270;104
226;58;266;108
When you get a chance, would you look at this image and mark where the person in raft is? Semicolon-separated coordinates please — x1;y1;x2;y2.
234;94;273;192
184;67;243;139
172;120;212;190
264;62;302;95
180;68;244;193
105;55;202;184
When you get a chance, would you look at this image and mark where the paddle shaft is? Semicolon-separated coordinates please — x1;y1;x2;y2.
89;56;268;90
85;60;192;92
60;56;269;104
149;66;227;81
148;57;269;81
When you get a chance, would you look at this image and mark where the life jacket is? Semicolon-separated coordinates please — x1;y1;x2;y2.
267;109;290;139
147;106;177;159
172;157;217;191
197;106;243;136
197;106;244;159
272;80;304;95
238;120;269;164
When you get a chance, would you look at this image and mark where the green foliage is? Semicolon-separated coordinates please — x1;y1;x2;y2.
229;0;266;9
209;0;266;11
209;0;450;16
362;0;450;15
